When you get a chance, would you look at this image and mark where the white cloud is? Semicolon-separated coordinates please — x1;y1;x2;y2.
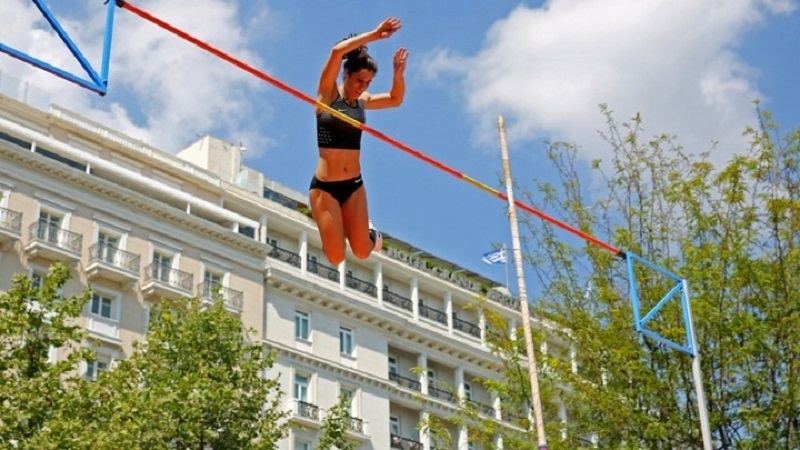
423;0;796;165
0;0;276;154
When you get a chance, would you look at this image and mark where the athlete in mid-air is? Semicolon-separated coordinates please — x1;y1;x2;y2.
309;18;409;265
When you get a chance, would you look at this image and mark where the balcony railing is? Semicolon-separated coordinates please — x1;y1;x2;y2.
419;303;447;325
29;222;82;253
468;399;496;417
349;416;364;434
267;245;300;267
88;243;140;273
345;274;377;297
429;385;456;403
453;316;481;338
308;259;339;282
197;281;244;312
297;400;320;421
389;371;421;391
0;207;22;234
383;289;412;311
391;434;423;450
143;264;193;292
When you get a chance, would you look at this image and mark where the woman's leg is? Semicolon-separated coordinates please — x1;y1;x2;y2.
309;189;347;265
341;186;374;260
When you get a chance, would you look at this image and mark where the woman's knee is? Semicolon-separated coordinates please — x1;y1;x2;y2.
324;245;346;266
350;239;373;260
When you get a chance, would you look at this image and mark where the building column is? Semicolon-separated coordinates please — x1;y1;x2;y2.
455;367;465;401
411;277;419;321
299;230;308;274
458;425;468;450
339;260;346;290
259;214;268;243
420;410;431;450
418;353;428;395
479;309;487;347
375;262;383;306
445;292;453;333
493;394;502;420
495;434;504;449
509;318;517;341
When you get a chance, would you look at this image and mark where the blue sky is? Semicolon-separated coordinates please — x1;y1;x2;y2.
2;0;799;291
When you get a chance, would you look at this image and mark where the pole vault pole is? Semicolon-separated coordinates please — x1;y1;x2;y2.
498;116;548;449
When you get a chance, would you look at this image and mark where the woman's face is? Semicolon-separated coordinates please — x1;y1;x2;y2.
344;69;374;100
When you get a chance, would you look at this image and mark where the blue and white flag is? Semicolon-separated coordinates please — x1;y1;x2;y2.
482;247;507;265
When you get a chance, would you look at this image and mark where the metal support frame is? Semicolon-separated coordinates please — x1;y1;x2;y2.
626;251;712;449
0;0;117;95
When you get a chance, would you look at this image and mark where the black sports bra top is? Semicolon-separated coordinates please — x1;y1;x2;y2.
317;93;366;150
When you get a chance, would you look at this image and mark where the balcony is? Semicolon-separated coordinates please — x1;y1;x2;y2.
419;303;447;325
348;416;365;434
267;245;300;268
24;222;82;262
467;399;496;417
383;289;412;311
391;434;423;450
389;371;421;392
85;243;140;285
141;264;193;299
197;281;243;313
453;316;481;339
87;316;121;345
307;259;339;282
345;274;377;297
288;399;321;428
0;206;22;248
428;384;456;404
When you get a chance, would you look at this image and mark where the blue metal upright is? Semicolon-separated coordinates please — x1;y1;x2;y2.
0;0;118;95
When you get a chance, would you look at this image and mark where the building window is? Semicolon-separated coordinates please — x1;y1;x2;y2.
464;382;472;401
86;356;110;381
238;225;255;239
295;310;310;340
204;270;223;291
37;210;61;242
341;388;355;416
339;326;353;355
152;251;172;282
293;373;309;402
90;293;114;319
390;416;400;435
30;270;45;290
97;231;119;263
388;356;398;375
293;439;310;450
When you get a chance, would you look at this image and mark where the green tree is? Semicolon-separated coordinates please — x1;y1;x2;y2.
35;296;289;449
0;262;92;449
519;106;800;448
446;107;799;449
317;394;356;450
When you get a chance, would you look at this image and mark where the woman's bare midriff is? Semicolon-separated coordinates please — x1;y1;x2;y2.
315;148;362;181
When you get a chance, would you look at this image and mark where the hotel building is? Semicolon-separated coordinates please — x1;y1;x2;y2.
0;79;575;449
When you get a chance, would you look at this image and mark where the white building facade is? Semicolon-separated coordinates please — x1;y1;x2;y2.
0;90;576;449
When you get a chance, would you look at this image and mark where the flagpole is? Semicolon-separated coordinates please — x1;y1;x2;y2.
498;115;548;449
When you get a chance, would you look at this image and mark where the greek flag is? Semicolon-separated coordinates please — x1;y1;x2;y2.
482;248;507;265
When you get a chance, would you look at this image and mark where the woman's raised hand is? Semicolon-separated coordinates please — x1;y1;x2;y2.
375;18;401;39
393;48;409;72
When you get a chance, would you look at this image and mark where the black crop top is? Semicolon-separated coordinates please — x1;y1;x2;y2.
317;94;366;150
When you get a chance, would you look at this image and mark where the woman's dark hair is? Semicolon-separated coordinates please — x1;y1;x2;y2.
342;36;378;74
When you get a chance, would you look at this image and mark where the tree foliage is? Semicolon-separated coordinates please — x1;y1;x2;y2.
450;107;800;449
1;266;288;449
0;262;91;449
317;395;356;450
